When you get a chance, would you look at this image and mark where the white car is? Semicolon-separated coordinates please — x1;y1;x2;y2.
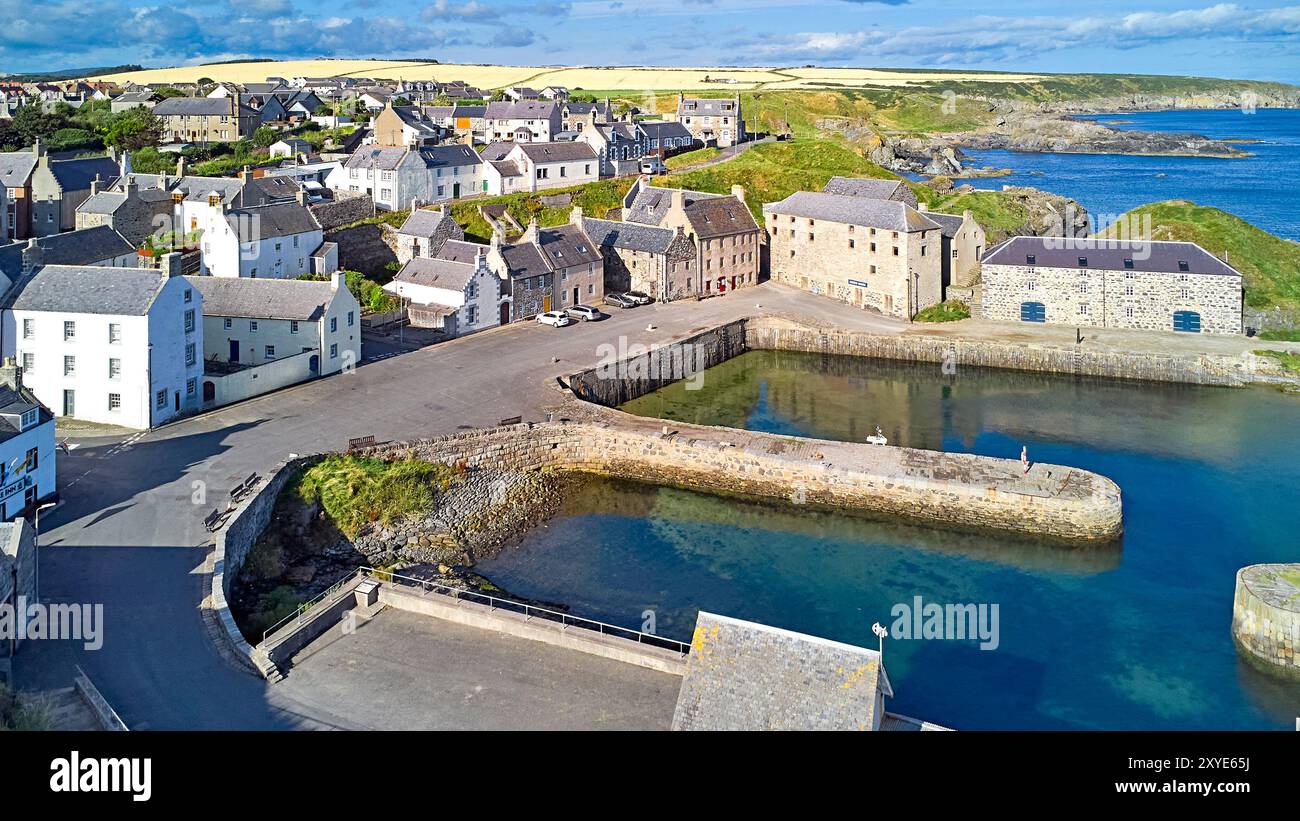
537;310;571;327
565;304;602;322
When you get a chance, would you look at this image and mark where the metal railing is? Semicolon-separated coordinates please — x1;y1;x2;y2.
363;566;691;656
259;565;693;656
261;569;363;643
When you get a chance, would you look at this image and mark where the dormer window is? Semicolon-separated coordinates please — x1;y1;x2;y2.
1178;260;1190;272
1124;258;1134;269
1078;257;1088;267
1025;254;1036;265
20;408;37;430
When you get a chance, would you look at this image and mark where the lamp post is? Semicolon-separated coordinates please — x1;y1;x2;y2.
32;501;56;605
872;621;888;663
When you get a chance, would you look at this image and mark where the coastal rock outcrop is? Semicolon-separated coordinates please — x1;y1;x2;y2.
951;111;1247;158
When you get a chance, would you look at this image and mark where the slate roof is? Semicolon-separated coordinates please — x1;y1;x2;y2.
677;97;740;116
434;239;486;263
499;242;551;280
922;211;966;239
48;156;119;192
152;97;236;116
982;236;1242;277
398;208;456;238
0;243;22;283
535;223;601;269
186;276;335;321
241;175;302;203
489;160;523;178
417;144;482;170
9;265;168;316
228;201;320;240
485;100;558;120
111;90;157;106
763;191;939;233
478;142;515;161
514;142;596;163
33;226;134;265
822;176;906;200
453;105;485;118
0;383;51;444
671;611;893;732
392;257;476;292
582;217;676;254
344;147;408;172
628;185;759;239
0;152;36;188
639;120;692;142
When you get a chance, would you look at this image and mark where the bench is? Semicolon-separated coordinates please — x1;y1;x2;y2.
203;509;224;532
348;435;376;451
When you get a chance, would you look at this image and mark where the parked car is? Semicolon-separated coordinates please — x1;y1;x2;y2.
623;291;653;306
537;310;571;327
604;293;637;309
639;157;666;175
565;304;602;322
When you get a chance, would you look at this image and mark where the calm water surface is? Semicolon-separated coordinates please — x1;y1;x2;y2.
477;351;1300;729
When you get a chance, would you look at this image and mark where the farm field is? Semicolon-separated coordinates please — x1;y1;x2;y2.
91;60;1045;90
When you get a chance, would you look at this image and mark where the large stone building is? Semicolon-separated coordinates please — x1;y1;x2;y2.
483;100;561;143
622;178;760;295
675;94;745;148
579;209;697;302
918;206;985;293
152;96;259;145
821;176;919;208
980;237;1243;334
764;190;943;319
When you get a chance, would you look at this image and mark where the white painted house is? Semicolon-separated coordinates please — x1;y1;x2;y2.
384;250;499;337
196;193;325;279
0;358;56;520
326;145;486;208
188;274;361;407
481;141;598;195
4;254;203;429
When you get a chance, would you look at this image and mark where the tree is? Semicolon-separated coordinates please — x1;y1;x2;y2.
490;89;506;102
393;96;411;107
0;119;18;152
11;105;70;147
153;87;187;99
128;147;175;176
251;126;278;148
104;110;163;151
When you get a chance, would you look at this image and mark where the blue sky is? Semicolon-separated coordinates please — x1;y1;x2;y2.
2;0;1299;82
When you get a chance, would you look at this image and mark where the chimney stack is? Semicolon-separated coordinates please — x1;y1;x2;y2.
569;205;583;225
730;184;746;205
21;238;43;276
162;251;183;278
490;229;502;253
523;217;538;245
176;155;186;177
90;177;100;196
296;187;307;207
330;270;343;291
917;202;928;212
0;357;22;393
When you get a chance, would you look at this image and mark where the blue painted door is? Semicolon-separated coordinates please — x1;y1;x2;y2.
1172;310;1202;333
1020;301;1046;323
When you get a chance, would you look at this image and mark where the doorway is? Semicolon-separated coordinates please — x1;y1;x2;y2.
572;286;579;305
499;302;510;325
62;389;74;417
229;339;240;362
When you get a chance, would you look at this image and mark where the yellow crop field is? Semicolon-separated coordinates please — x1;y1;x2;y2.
91;60;1045;91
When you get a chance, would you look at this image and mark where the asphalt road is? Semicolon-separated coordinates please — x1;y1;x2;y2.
15;282;904;729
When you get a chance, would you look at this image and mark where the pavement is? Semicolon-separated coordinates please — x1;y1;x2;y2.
277;608;680;731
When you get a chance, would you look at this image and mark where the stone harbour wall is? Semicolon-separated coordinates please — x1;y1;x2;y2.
358;415;1123;542
1231;563;1300;680
746;316;1262;387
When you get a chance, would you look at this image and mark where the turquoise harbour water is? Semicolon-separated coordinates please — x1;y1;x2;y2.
960;108;1300;240
476;351;1300;730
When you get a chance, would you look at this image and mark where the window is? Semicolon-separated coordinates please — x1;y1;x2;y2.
290;321;299;334
19;408;36;430
250;320;258;332
892;247;899;256
347;311;355;327
109;393;121;412
184;309;195;333
21;318;33;339
185;343;196;366
109;322;121;343
1178;260;1190;272
25;447;37;471
1080;282;1089;294
63;355;75;376
186;378;196;396
1078;257;1088;267
330;317;338;333
265;345;276;358
109;358;121;380
1078;303;1089;315
63;320;75;341
156;390;166;409
920;246;927;257
1124;258;1135;269
1126;306;1135;318
21;353;33;372
467;305;478;325
224;317;232;330
184;288;192;303
1026;254;1036;265
330;343;338;359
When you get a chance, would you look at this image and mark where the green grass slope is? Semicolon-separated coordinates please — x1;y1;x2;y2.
1096;200;1300;310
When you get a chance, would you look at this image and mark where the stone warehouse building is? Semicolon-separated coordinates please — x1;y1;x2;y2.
763;191;943;319
152;96;259;145
980;237;1243;335
622;178;760;296
675;94;745;147
580;208;697;302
